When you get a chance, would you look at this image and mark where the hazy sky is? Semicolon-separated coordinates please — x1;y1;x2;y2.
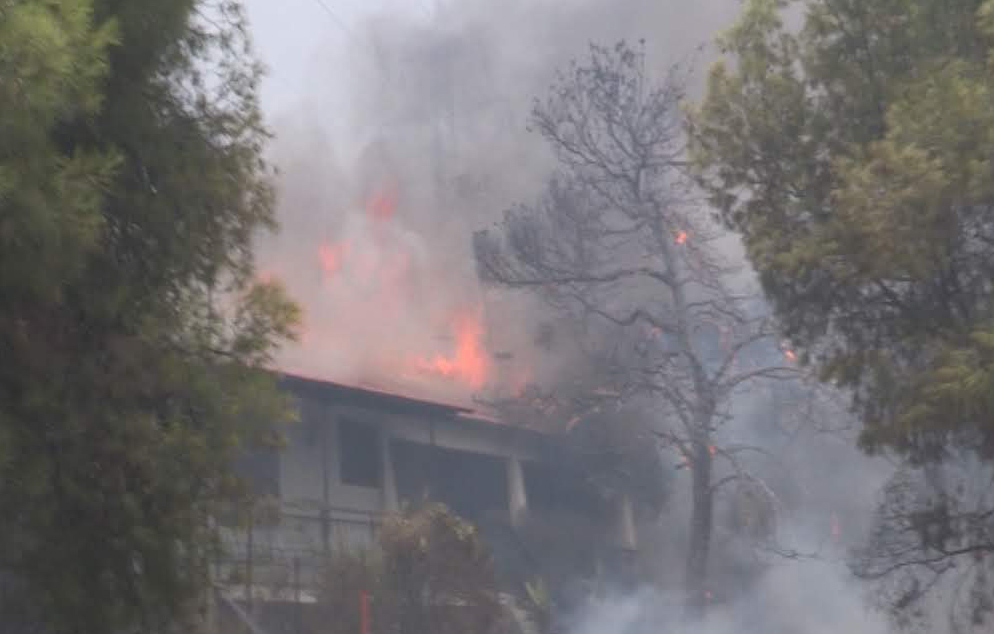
244;0;426;123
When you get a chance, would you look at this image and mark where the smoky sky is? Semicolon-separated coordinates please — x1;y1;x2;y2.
247;0;743;404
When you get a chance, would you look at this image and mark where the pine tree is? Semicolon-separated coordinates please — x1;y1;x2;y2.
0;1;299;631
689;0;994;627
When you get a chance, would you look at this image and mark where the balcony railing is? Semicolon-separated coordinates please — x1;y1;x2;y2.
215;504;382;597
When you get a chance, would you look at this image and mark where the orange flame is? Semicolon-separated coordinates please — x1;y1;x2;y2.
414;309;490;389
290;178;517;398
780;339;798;363
367;183;399;223
675;230;688;245
318;241;351;278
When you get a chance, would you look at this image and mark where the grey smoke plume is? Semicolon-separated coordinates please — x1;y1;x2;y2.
254;0;743;403
250;0;898;630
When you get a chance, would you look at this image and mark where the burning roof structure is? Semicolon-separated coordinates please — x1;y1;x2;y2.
276;370;527;433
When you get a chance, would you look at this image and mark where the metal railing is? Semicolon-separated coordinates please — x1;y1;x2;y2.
215;505;382;597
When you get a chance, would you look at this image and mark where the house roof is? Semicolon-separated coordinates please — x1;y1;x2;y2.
276;371;547;437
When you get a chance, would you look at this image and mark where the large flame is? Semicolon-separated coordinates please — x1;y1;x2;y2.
270;180;503;400
413;308;490;389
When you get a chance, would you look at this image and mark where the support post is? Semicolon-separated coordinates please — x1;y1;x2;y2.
293;557;302;634
507;456;528;527
380;432;399;512
360;590;371;634
617;493;637;551
245;508;254;616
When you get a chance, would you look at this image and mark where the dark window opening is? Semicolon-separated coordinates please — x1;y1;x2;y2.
524;460;600;516
392;439;508;523
339;420;381;488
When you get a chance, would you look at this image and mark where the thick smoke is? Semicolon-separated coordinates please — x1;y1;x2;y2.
252;0;898;631
255;0;741;403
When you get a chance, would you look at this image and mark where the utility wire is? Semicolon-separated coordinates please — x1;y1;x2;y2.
306;0;354;36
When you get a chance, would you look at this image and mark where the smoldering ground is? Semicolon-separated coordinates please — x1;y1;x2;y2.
247;0;898;631
568;560;891;634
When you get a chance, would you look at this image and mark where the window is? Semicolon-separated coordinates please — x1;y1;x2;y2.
339;420;381;488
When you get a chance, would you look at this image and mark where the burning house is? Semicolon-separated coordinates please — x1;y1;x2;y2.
221;117;651;631
211;370;640;633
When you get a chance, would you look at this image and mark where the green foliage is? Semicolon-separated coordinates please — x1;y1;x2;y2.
689;0;994;461
379;503;505;634
313;504;509;634
522;577;552;634
690;0;994;626
0;0;120;303
0;1;299;632
309;548;383;634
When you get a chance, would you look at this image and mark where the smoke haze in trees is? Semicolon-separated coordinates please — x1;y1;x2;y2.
245;0;898;631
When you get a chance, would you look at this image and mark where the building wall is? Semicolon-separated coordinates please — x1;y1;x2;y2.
271;393;544;556
278;397;542;512
216;386;639;621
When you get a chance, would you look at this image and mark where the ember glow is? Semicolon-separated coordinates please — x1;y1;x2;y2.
780;340;798;362
675;230;688;245
366;181;399;223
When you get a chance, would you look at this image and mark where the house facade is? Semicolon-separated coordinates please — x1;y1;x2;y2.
212;372;638;632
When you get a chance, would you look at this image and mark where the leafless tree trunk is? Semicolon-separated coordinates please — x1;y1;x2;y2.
686;427;714;615
474;41;797;616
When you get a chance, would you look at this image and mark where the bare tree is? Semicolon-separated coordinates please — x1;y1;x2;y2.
474;41;798;616
852;458;994;633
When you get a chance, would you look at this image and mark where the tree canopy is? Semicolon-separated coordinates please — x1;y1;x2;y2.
0;1;298;632
689;0;994;627
690;0;994;462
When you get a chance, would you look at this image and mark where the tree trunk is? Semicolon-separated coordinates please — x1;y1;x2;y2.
245;509;254;620
684;435;713;618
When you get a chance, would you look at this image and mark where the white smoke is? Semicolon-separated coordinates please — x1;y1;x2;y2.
569;559;891;634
